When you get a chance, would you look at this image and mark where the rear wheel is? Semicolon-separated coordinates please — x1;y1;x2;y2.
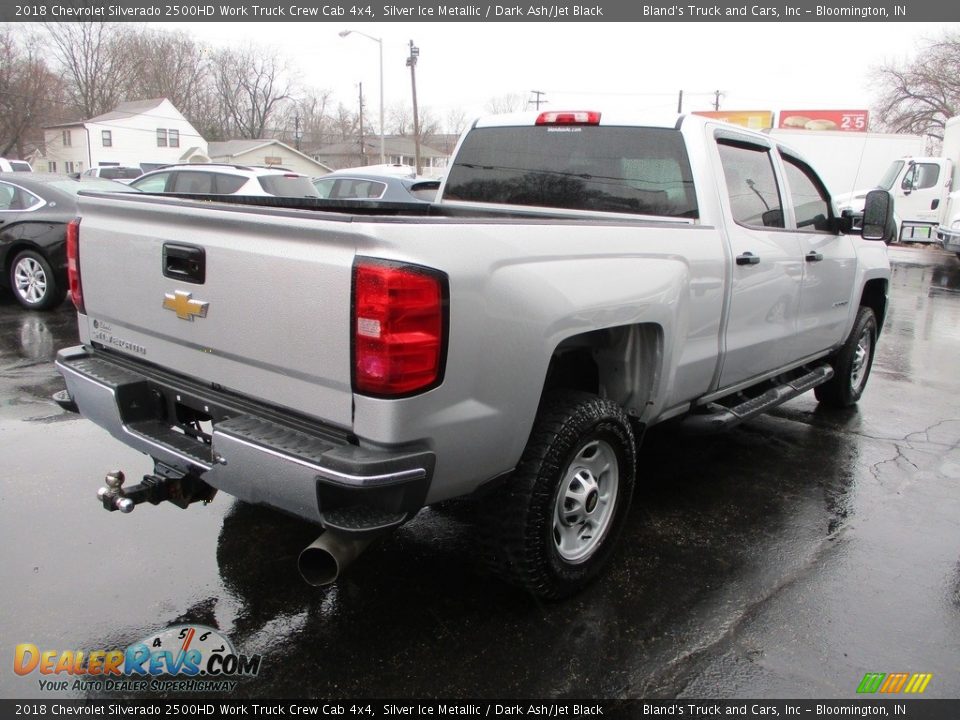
814;306;878;408
9;250;65;311
479;391;636;599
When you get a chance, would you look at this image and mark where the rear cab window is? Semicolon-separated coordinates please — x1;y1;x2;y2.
443;125;698;218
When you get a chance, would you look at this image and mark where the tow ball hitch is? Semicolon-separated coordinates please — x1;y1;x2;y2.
97;470;216;513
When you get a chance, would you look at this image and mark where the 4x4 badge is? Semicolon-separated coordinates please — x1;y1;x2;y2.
163;290;209;321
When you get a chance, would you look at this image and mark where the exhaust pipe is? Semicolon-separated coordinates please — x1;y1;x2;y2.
298;531;378;586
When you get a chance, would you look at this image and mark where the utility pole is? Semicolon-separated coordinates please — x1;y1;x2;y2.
529;90;546;110
406;40;422;175
713;90;722;111
294;114;302;152
358;82;366;166
677;90;683;114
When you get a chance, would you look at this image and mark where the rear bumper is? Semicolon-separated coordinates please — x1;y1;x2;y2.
56;345;434;532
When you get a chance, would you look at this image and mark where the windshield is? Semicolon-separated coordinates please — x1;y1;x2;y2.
877;160;905;191
444;125;698;218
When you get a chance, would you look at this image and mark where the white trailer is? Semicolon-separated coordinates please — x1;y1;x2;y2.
766;127;926;197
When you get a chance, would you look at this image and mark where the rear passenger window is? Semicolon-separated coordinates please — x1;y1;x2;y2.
717;140;784;229
780;153;832;232
215;174;247;194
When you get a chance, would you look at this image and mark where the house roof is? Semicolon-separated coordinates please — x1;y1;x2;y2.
44;98;175;129
208;139;277;157
314;135;447;159
208;139;332;172
86;98;168;124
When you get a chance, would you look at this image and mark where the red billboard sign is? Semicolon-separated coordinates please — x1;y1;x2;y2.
778;110;869;132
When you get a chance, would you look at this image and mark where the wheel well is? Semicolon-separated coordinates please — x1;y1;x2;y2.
860;279;888;330
543;324;663;418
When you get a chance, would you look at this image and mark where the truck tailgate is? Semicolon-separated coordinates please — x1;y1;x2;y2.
75;194;356;428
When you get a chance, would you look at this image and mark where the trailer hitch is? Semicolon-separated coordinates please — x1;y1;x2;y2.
97;469;216;513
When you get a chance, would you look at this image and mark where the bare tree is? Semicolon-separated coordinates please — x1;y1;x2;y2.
485;93;527;115
332;102;361;142
0;28;63;157
387;102;440;141
292;88;335;148
210;44;293;139
872;30;960;141
127;28;210;121
45;22;136;119
445;108;469;136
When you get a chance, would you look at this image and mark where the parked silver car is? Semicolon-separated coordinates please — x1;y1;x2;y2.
131;164;319;197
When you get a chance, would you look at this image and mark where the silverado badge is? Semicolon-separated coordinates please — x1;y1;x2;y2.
162;290;209;321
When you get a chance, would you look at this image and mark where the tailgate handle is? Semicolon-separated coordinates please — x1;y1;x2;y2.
163;244;205;284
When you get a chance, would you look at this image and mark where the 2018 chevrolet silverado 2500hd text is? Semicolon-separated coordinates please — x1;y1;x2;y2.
55;112;894;599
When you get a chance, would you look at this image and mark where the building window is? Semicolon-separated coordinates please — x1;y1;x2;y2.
65;161;75;174
102;130;112;147
48;162;57;173
62;130;72;147
156;128;179;148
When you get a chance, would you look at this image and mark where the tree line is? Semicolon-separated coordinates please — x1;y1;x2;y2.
5;24;957;160
0;23;474;159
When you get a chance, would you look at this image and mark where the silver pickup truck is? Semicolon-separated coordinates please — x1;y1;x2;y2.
55;111;894;599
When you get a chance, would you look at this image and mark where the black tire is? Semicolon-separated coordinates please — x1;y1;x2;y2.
479;391;636;599
9;249;65;311
814;306;878;408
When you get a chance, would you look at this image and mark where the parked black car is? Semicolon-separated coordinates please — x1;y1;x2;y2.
0;173;138;310
312;170;441;203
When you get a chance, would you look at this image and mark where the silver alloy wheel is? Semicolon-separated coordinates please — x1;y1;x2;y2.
13;256;48;305
553;439;619;564
850;324;873;393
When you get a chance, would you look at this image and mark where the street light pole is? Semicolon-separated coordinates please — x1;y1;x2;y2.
339;29;385;165
406;40;421;175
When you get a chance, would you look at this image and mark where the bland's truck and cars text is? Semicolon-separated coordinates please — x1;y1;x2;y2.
54;111;894;599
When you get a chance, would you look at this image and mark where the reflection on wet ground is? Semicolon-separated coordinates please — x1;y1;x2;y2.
1;248;958;699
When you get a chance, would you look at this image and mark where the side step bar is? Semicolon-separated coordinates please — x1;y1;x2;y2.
683;364;833;433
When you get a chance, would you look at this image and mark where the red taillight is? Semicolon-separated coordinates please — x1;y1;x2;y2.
353;260;447;397
535;111;601;126
66;217;84;313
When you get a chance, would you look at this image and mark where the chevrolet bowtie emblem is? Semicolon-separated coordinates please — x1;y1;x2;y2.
162;290;209;321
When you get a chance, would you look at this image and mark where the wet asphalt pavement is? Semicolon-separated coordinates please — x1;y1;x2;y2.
1;245;959;701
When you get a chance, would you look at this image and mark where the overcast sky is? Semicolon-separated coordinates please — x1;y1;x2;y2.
159;21;957;129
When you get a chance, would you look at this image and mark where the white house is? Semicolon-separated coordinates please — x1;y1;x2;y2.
207;139;331;177
42;98;207;174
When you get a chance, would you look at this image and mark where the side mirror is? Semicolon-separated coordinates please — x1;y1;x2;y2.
862;189;894;241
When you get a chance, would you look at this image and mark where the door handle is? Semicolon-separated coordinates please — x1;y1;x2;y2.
736;252;760;266
163;243;206;284
805;251;824;262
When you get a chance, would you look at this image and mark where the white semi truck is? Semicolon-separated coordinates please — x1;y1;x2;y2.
833;116;960;247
